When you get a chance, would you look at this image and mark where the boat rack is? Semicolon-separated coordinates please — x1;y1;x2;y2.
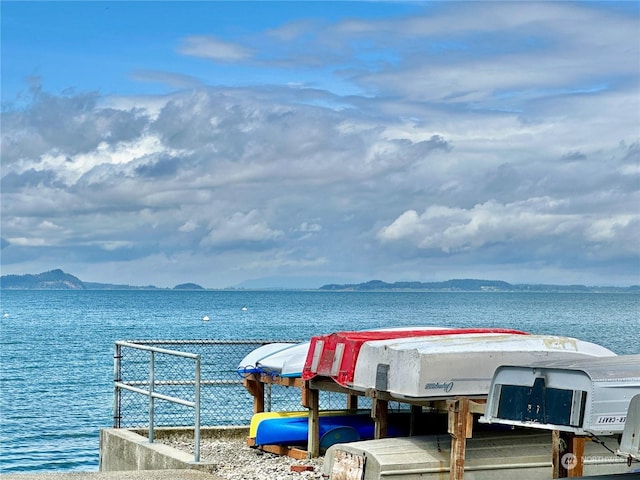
243;373;499;480
243;372;604;479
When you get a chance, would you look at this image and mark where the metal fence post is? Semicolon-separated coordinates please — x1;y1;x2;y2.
266;383;272;412
149;350;155;443
113;343;122;428
194;355;201;463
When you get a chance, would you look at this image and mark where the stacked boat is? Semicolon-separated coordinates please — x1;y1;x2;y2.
481;354;640;436
301;327;528;387
237;341;310;378
239;327;618;450
344;333;616;400
238;327;535;380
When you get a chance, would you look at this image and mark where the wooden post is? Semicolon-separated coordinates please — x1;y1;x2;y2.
447;397;473;480
301;381;311;408
566;435;585;478
306;387;320;458
552;430;561;479
409;405;422;436
243;378;265;414
372;397;388;439
552;431;585;478
346;393;358;410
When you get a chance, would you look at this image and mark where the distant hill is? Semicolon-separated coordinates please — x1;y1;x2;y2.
319;279;639;293
1;269;191;290
82;282;163;290
320;279;512;291
0;269;86;290
173;283;204;290
2;270;637;292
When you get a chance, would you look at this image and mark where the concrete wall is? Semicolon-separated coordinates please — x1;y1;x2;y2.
99;427;248;473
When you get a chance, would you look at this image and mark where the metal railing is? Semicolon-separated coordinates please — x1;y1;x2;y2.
114;341;203;462
113;339;311;463
112;339;379;462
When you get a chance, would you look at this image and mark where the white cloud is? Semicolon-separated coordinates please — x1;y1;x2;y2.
178;35;253;62
178;220;199;233
378;198;638;255
202;210;283;247
297;222;322;233
96;240;135;251
5;237;50;247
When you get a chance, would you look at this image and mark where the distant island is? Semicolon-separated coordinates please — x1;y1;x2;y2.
173;283;205;290
0;269;203;291
320;279;639;293
0;269;637;293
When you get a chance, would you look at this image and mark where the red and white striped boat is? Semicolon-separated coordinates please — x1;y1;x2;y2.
301;327;527;385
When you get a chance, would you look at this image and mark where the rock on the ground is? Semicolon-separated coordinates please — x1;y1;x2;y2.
160;437;325;480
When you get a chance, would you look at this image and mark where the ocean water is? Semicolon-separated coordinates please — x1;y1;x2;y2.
0;290;638;473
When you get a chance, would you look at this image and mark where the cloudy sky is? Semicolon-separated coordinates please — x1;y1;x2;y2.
1;1;639;288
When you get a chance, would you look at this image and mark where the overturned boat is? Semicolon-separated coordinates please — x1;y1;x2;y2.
349;333;616;400
481;354;640;436
302;327;527;386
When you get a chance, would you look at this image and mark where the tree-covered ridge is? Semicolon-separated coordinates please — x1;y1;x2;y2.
1;269;85;290
173;283;205;290
1;270;637;292
0;269;202;290
319;279;639;293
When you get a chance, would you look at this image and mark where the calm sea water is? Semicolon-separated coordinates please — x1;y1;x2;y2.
0;290;638;473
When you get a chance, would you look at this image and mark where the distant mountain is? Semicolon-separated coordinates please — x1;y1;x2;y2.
1;269;164;290
1;269;85;290
83;282;163;290
173;283;204;290
319;279;639;293
2;270;637;292
320;279;512;291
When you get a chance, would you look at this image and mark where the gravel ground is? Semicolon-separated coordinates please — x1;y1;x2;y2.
160;437;326;480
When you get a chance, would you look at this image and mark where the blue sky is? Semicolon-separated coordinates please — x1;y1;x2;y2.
1;1;639;288
3;2;422;99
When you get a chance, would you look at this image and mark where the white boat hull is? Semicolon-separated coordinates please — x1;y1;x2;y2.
257;342;310;376
481;354;640;436
619;393;640;461
352;334;616;400
237;342;297;375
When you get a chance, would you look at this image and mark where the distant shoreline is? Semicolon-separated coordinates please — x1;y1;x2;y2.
1;269;638;293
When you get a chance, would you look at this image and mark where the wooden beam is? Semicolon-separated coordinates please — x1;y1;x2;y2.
256;444;309;460
552;432;586;478
467;398;486;415
309;377;358;395
552;430;561;479
364;387;394;401
256;373;304;388
243;379;265;414
567;435;585;478
307;388;320;458
447;397;474;480
409;405;422;436
300;381;311;409
372;397;389;439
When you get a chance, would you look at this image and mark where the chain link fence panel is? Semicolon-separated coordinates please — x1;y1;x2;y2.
114;340;375;429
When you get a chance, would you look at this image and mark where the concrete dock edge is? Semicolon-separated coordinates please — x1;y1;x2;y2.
100;429;205;472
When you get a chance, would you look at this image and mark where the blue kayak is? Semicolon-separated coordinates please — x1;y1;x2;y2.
255;413;408;448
